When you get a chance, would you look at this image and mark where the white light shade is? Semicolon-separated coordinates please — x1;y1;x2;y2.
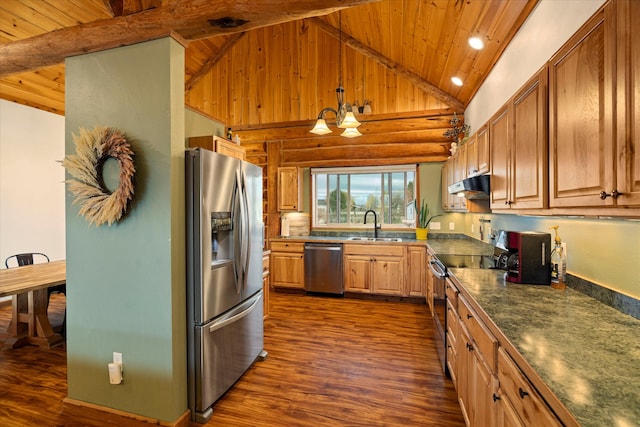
451;76;463;86
468;37;484;50
310;118;332;135
338;111;361;128
341;127;362;138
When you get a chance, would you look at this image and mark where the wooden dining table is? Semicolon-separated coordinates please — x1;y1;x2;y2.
0;260;66;349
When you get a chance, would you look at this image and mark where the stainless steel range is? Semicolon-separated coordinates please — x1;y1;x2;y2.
428;253;496;374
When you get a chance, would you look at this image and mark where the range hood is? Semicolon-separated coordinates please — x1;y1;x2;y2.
448;174;490;199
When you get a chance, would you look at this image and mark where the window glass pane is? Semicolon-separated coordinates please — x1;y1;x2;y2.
390;172;405;224
351;174;381;224
316;174;327;225
328;174;338;224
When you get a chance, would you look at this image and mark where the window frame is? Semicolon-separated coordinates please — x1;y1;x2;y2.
311;165;418;229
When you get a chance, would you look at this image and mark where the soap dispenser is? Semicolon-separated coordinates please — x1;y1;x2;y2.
550;226;566;289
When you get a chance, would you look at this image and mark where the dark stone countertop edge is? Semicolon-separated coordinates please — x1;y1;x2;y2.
446;268;640;427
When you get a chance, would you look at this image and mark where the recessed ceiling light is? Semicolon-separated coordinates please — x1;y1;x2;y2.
451;77;463;86
468;37;485;50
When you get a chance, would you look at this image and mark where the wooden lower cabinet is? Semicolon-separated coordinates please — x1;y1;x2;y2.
496;348;562;427
449;282;501;427
407;246;427;297
344;254;371;293
344;244;405;296
270;241;304;289
448;280;564;427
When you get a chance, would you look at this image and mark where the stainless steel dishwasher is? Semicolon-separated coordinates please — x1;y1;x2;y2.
304;242;344;295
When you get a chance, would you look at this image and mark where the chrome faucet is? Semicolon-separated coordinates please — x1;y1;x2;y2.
364;210;381;238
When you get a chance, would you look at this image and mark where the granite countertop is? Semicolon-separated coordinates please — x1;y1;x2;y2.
448;268;640;427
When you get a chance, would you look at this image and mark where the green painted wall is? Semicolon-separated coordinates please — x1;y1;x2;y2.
64;38;187;422
185;108;224;139
464;212;640;299
418;163;465;233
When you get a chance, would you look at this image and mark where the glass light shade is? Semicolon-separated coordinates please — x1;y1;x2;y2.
338;111;361;129
341;127;362;138
310;118;332;135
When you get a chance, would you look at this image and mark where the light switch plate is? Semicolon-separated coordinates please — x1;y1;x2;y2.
430;222;441;230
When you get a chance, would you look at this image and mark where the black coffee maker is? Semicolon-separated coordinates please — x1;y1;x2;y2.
495;231;551;285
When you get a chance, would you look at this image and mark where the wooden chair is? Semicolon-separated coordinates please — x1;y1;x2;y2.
4;252;66;337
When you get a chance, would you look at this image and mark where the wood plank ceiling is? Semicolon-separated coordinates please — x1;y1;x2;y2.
0;0;538;164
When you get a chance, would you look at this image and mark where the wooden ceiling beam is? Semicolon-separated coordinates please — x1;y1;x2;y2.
0;0;379;76
309;17;465;112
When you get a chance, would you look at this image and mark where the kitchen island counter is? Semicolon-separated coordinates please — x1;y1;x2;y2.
448;267;640;427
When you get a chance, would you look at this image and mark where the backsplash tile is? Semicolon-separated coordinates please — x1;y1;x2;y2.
567;274;640;320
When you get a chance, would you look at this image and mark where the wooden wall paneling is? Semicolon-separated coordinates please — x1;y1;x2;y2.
272;23;286;125
299;20;317;122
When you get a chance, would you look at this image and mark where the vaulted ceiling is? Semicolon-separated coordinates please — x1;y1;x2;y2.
0;0;538;125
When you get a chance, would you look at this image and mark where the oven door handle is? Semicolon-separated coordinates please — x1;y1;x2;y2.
429;259;448;278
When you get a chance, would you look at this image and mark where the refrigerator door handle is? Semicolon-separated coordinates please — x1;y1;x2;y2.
232;169;243;294
240;169;251;291
208;293;262;333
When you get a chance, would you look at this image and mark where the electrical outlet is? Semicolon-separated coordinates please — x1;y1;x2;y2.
471;224;475;233
113;352;122;365
449;222;455;231
430;221;441;230
562;242;567;257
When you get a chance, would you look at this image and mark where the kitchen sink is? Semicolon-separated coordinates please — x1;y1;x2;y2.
347;237;403;242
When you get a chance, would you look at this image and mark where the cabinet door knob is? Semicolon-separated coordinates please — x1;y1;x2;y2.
466;343;474;351
518;387;529;399
599;190;622;199
492;393;501;402
467;313;473;319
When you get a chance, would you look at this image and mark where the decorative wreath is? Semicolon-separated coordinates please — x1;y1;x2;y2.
62;126;135;227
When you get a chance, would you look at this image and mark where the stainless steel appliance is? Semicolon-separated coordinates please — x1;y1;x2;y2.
186;148;266;423
448;174;490;199
495;230;551;285
429;253;497;374
304;242;344;294
428;255;448;372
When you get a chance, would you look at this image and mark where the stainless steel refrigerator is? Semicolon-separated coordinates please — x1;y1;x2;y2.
185;147;266;423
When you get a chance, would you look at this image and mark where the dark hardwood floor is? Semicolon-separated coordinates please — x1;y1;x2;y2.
0;292;464;426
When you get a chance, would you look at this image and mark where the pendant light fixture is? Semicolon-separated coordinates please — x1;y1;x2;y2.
310;12;362;137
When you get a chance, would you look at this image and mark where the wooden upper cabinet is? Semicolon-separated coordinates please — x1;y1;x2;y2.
549;5;615;208
490;67;548;211
277;167;302;211
188;135;246;161
616;0;640;206
511;66;548;209
476;125;490;176
466;133;479;177
489;105;511;209
466;124;490;177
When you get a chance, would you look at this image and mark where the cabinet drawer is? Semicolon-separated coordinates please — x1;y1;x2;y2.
498;348;562;426
344;243;404;257
270;241;304;253
446;281;459;310
459;296;497;371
